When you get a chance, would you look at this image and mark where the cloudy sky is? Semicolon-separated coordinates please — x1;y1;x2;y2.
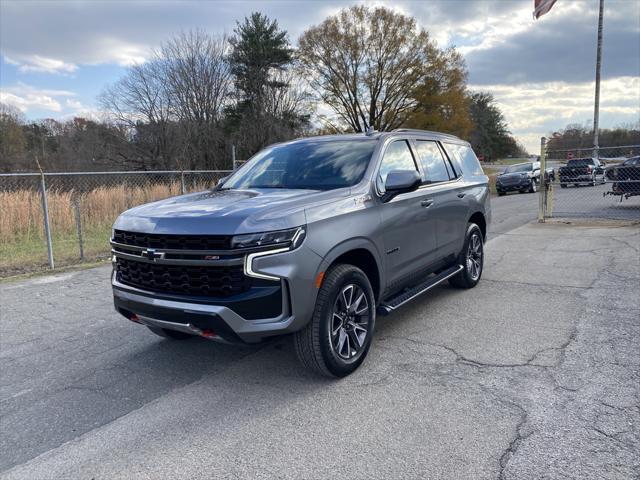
1;0;638;152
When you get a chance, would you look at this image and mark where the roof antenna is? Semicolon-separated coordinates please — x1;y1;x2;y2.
365;126;376;136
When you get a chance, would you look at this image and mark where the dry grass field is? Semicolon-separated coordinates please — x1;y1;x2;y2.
0;182;198;277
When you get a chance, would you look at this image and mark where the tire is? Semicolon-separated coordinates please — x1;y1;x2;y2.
449;223;484;289
294;264;376;378
590;174;596;187
560;183;567;188
147;326;194;340
498;191;506;196
529;179;537;193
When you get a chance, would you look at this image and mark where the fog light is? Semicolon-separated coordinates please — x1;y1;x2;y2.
201;329;217;338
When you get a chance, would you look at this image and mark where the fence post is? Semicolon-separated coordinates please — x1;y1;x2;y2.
38;171;55;269
180;171;186;194
73;196;84;260
232;145;237;170
538;137;546;223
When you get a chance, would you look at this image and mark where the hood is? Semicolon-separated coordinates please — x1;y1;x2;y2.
498;172;528;179
113;187;349;235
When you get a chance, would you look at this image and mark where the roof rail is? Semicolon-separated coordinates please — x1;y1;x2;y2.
391;128;461;140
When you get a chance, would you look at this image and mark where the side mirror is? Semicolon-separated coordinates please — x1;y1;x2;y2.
382;170;421;202
214;176;229;190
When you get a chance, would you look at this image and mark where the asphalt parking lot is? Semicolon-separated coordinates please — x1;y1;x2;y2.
1;199;639;479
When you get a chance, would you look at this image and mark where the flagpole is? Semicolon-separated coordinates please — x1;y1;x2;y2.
592;0;604;159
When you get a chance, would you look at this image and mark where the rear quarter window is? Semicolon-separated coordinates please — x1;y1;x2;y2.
566;159;593;167
443;143;484;176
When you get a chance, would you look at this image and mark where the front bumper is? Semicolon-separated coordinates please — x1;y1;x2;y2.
496;177;531;192
112;244;323;343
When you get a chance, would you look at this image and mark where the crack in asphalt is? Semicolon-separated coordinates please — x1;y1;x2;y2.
497;399;532;480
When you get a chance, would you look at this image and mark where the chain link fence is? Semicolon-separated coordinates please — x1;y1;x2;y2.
539;144;640;221
0;170;231;277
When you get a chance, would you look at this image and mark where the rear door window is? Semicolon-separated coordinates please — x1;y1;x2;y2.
444;143;484;176
414;140;451;183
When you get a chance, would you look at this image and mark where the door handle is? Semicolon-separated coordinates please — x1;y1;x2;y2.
457;192;466;198
420;199;434;208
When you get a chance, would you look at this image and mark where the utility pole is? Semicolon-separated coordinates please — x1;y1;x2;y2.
592;0;604;159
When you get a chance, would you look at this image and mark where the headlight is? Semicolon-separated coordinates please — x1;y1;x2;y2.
231;226;306;250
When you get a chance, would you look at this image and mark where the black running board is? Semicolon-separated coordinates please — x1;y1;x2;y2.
378;264;464;315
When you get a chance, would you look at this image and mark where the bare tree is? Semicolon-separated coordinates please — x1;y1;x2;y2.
298;6;438;132
161;31;232;124
100;30;233;169
0;103;26;171
99;60;176;168
263;69;312;121
160;31;233;169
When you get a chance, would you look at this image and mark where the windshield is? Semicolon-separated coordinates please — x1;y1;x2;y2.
222;139;377;190
504;163;532;173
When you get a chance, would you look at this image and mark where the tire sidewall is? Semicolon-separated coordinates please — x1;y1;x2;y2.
318;268;376;376
460;223;484;287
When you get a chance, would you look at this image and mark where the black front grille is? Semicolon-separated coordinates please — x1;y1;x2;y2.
500;176;520;185
115;258;250;297
113;230;231;250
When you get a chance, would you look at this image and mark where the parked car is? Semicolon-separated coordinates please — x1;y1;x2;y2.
558;158;606;187
495;161;551;196
604;156;640;200
110;129;490;377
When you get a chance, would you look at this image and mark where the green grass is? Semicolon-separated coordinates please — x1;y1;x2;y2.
487;172;498;195
0;224;112;277
488;157;531;166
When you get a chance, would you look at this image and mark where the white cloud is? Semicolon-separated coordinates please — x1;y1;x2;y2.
65;98;84;110
474;77;640;151
5;54;78;74
0;83;76;113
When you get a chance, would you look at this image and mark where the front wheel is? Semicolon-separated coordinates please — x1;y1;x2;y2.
294;264;375;377
529;179;537;193
450;223;484;289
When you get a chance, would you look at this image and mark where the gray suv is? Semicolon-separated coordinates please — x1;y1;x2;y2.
111;129;490;377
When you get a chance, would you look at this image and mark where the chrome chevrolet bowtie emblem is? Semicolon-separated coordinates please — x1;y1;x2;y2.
141;248;165;261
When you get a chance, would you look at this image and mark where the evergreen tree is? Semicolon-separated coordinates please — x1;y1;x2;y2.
229;12;292;112
469;92;522;161
227;12;308;158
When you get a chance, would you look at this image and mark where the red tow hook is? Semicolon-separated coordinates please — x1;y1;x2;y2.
129;314;141;323
200;329;218;338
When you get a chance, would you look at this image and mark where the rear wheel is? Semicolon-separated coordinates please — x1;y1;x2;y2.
449;223;484;289
147;326;193;340
498;191;506;196
560;183;567;188
294;264;375;377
